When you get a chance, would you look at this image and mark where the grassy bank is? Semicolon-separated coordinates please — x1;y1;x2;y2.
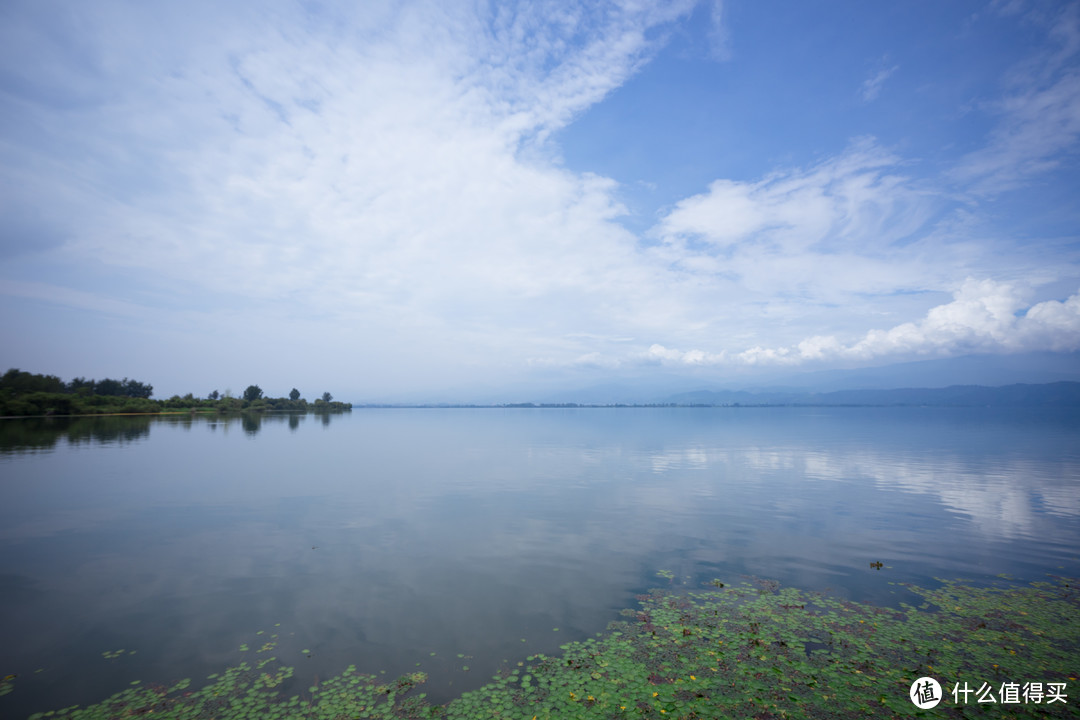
5;575;1077;719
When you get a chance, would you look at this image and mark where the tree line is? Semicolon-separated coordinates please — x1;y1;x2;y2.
164;385;348;413
0;369;350;417
1;368;153;398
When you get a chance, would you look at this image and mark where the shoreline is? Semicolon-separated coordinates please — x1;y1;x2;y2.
0;408;353;420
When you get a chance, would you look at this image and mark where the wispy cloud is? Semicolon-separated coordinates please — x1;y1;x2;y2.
952;72;1080;194
951;3;1080;193
859;64;898;102
0;0;694;332
657;139;912;250
1;1;1078;396
707;0;732;62
651;138;953;304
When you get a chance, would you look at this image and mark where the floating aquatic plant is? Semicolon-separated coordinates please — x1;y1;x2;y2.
12;576;1079;719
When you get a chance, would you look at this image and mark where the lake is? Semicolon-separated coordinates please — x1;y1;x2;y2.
1;407;1078;717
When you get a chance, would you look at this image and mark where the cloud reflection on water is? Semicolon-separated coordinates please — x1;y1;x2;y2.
0;408;1077;716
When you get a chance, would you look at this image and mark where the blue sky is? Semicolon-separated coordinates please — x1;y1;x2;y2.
1;0;1078;402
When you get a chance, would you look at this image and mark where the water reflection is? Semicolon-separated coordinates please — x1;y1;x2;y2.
726;445;1080;539
0;407;1077;718
0;411;345;452
242;413;261;435
0;415;153;454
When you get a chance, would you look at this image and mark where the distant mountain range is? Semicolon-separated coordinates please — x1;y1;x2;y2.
524;351;1080;406
348;352;1080;406
355;382;1080;408
664;382;1080;407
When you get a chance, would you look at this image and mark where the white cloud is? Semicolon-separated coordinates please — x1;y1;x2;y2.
859;64;898;102
2;1;1079;397
656;139;926;252
852;278;1080;359
640;343;725;366
951;3;1080;193
628;280;1080;369
952;72;1080;193
0;1;695;346
707;0;732;62
650;139;954;305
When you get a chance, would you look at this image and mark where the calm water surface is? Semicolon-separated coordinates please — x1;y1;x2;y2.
1;407;1078;716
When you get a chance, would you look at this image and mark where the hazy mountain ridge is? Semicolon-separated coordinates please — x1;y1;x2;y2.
665;382;1080;407
349;353;1080;406
521;352;1080;407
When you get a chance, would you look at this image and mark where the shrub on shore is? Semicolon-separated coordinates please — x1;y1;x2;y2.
0;369;350;416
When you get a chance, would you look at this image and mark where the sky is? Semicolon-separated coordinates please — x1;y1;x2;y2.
1;0;1079;402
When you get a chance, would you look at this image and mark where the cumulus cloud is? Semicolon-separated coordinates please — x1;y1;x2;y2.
1;1;1079;396
634;280;1080;369
843;280;1080;359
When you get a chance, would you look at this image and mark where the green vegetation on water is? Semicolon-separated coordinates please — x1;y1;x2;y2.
0;369;350;417
6;576;1076;719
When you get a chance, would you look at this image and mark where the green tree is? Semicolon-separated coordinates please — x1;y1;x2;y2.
95;378;124;396
289;388;300;401
2;369;65;395
123;378;153;398
243;385;263;402
209;390;220;400
321;391;333;403
68;377;95;394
